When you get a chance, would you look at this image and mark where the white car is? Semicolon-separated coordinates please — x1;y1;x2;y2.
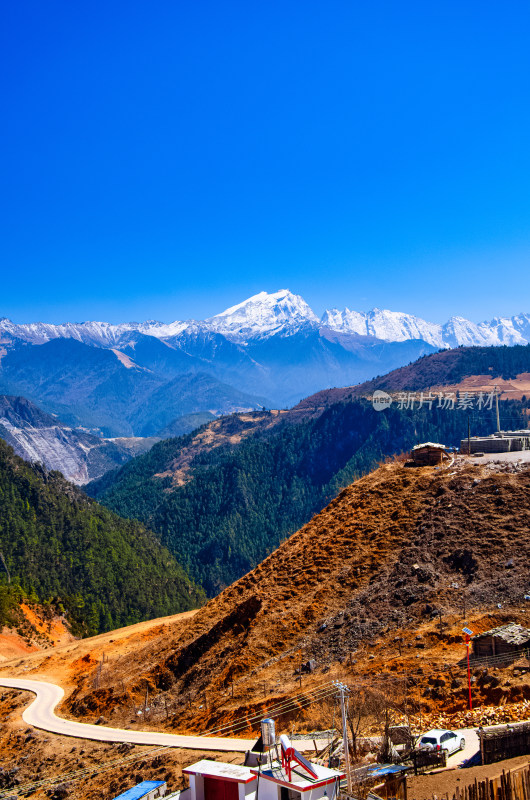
418;729;465;755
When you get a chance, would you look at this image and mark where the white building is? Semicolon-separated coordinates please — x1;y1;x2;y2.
184;757;343;800
184;759;258;800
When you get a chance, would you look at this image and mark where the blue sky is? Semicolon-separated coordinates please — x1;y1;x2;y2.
1;1;530;324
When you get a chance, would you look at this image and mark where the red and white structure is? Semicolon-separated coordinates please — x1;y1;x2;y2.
183;760;257;800
184;733;344;800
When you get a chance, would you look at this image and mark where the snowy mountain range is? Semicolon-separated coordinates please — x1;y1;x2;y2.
1;289;529;452
2;289;529;348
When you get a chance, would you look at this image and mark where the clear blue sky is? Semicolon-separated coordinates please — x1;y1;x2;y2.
2;1;530;324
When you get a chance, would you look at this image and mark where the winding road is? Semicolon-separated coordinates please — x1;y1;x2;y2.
0;677;257;751
0;677;484;763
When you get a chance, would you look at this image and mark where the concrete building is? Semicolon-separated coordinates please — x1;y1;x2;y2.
184;760;258;800
461;430;530;455
184;757;344;800
249;759;343;800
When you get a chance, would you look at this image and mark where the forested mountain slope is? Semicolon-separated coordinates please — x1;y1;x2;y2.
89;392;528;595
0;439;204;636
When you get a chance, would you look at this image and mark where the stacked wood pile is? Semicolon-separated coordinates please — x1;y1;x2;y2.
412;699;530;731
311;736;342;766
444;763;530;799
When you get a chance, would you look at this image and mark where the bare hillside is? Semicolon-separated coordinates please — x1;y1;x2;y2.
69;458;530;730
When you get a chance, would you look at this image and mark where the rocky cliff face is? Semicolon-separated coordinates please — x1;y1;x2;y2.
0;396;134;484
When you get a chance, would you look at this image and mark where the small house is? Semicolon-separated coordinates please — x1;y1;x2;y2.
184;750;344;800
184;760;258;800
472;623;530;659
112;781;167;800
411;442;450;466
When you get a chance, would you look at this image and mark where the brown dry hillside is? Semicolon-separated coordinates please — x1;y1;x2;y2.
68;457;530;730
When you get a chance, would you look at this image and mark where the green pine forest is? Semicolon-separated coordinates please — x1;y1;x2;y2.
89;394;529;596
0;439;205;636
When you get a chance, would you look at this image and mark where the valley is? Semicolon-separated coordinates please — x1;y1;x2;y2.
87;342;530;595
6;7;530;796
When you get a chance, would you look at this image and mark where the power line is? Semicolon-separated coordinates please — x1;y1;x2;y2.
200;683;338;736
0;684;341;797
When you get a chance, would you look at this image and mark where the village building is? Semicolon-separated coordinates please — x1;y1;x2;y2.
183;760;258;800
184;746;344;800
472;623;530;659
411;442;451;466
460;430;530;455
249;759;343;800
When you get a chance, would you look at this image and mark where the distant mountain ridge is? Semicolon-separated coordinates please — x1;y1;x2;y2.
0;338;268;437
2;289;530;348
2;292;530;439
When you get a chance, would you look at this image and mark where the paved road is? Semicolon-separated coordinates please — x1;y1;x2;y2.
445;728;479;767
0;677;321;752
0;677;257;751
0;677;487;764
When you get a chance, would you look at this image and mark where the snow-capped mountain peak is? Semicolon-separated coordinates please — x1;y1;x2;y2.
2;294;530;350
321;307;444;347
208;289;320;341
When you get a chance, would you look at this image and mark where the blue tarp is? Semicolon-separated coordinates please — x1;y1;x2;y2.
112;780;166;800
365;764;408;777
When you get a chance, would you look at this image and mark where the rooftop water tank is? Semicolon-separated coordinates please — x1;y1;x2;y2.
261;718;276;751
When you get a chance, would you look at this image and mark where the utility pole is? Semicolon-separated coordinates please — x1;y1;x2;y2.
333;681;352;794
467;413;471;455
299;650;303;688
463;627;474;711
495;386;501;433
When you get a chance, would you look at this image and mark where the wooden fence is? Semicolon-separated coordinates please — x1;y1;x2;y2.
446;764;530;800
480;722;530;764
